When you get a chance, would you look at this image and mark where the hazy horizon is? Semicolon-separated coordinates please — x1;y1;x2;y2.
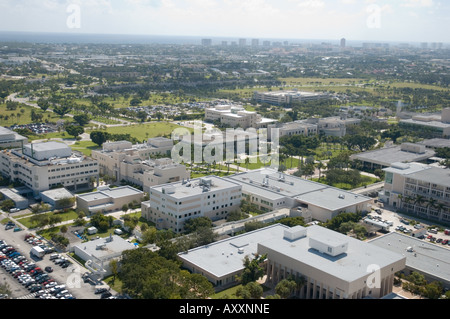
0;0;449;44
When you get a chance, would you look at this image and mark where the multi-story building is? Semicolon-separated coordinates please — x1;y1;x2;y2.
224;168;372;222
142;176;242;233
268;116;360;140
380;162;450;224
178;224;406;297
259;225;406;299
204;104;276;129
268;121;318;139
253;90;330;106
0;126;28;149
92;138;188;191
399;108;450;138
0;141;99;196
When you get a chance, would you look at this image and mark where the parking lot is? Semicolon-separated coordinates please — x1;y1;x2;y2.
0;221;114;299
367;206;450;247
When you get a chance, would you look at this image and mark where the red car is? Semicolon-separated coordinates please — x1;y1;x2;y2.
442;239;448;245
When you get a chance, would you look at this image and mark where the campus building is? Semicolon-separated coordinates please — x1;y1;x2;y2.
142;176;242;233
379;162;450;224
0;141;99;196
204;104;276;129
73;234;137;280
224;168;372;222
268;116;360;139
253;90;330;106
369;232;450;289
76;185;144;215
92;138;189;191
259;225;406;299
399;108;450;138
350;143;436;170
178;224;406;298
0;126;28;149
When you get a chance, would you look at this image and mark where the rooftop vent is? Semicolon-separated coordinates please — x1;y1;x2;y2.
283;226;307;241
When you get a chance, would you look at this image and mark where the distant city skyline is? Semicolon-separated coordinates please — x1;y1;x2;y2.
0;0;449;43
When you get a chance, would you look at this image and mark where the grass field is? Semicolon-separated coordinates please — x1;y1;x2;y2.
0;103;72;127
99;122;193;141
70;140;100;156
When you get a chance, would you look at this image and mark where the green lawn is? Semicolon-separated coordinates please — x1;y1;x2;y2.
70;140;100;156
97;122;192;141
0;103;72;127
16;210;79;229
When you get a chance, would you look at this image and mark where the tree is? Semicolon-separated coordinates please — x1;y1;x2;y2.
66;125;84;138
90;131;110;146
73;114;90;126
275;279;297;299
184;217;212;234
236;282;263;299
53;103;72;117
240;254;267;285
37;99;50;112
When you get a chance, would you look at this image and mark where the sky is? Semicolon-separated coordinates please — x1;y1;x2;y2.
0;0;448;43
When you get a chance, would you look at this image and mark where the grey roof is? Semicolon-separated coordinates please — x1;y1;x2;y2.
151;176;241;199
75;235;136;260
40;188;74;200
226;168;372;208
178;224;290;278
260;225;406;282
294;188;371;211
369;232;450;284
418;138;450;149
77;186;142;202
351;146;435;167
407;166;450;188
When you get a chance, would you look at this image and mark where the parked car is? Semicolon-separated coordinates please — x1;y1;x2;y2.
95;288;108;295
442;239;448;245
44;266;53;273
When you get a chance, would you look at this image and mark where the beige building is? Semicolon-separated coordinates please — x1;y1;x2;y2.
0;126;28;149
259;225;406;299
379;162;450;224
142;176;242;233
205;104;275;129
178;224;406;297
253;90;330;106
76;185;144;215
0;141;99;196
92;138;189;191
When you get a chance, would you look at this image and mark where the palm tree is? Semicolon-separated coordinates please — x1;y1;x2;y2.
316;161;325;181
413;195;426;215
426;198;438;217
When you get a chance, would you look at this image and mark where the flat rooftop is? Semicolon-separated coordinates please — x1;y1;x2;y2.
75;235;136;260
369;232;450;284
260;225;406;282
151;176;241;199
77;186;143;202
294;187;371;211
178;224;290;278
226;168;372;208
351;145;435;167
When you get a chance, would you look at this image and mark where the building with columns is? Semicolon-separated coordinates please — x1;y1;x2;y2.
259;225;406;299
178;224;406;298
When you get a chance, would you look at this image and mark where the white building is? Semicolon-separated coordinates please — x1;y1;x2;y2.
142;176;242;233
259;225;406;299
0;126;28;149
92;138;189;191
178;224;406;298
73;234;136;279
379;162;450;224
399;108;450;138
205;104;276;129
253;90;330;106
0;141;99;196
76;185;144;215
224;168;372;222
